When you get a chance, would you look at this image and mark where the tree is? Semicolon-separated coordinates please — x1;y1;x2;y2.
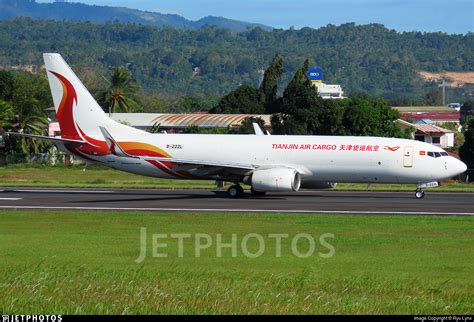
0;100;14;130
176;96;212;113
272;59;324;135
459;119;474;175
7;72;51;155
258;54;284;113
0;70;14;101
340;93;403;137
460;100;474;125
234;116;266;134
210;54;285;114
209;85;264;114
425;87;443;106
97;67;142;114
0;18;473;100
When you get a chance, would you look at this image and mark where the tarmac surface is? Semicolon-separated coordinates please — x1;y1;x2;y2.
0;188;473;216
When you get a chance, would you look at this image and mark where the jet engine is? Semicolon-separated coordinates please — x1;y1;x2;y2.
251;168;301;192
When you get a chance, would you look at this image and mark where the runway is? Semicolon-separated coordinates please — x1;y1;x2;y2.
0;188;473;216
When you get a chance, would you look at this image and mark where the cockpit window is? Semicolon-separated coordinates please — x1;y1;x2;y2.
426;151;448;158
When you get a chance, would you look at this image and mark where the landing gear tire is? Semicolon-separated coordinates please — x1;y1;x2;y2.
415;189;425;199
227;185;244;198
250;187;266;197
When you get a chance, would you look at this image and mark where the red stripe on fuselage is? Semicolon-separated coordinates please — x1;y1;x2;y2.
146;160;181;177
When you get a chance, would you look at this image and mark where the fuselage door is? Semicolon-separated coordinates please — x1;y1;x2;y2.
403;146;414;167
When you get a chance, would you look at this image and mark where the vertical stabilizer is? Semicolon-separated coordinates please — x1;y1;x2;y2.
43;53;109;140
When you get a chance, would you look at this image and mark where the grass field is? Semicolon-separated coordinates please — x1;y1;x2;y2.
1;210;473;314
0;164;472;192
392;106;454;112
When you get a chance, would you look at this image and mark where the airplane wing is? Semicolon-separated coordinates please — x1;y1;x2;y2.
138;156;256;170
99;127;256;174
6;132;86;144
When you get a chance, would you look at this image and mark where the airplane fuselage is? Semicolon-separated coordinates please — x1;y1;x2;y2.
24;53;465;199
64;131;464;185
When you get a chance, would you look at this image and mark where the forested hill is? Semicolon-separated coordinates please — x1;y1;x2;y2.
0;18;472;100
0;0;272;32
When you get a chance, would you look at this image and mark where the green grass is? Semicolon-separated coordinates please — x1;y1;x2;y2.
392;106;454;112
1;210;473;314
1;164;472;192
0;164;216;189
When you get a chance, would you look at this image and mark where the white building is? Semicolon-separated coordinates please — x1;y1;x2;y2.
397;120;455;149
313;83;346;99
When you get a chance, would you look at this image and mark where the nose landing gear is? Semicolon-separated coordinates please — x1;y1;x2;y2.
415;181;438;199
415;188;425;199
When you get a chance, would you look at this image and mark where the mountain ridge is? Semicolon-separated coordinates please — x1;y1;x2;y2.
0;0;274;31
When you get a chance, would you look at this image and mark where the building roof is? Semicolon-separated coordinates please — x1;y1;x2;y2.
396;119;454;135
415;124;454;135
401;111;460;122
415;119;434;125
109;113;272;129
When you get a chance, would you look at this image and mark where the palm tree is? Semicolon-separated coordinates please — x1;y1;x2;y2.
0;100;14;130
16;104;50;155
97;67;142;114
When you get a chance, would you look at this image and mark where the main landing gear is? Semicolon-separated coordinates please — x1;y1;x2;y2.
227;184;244;198
226;185;267;198
415;188;425;199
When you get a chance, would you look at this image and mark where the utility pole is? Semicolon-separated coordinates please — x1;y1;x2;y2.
438;79;448;106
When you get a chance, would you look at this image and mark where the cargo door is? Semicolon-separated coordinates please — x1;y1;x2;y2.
403;146;413;167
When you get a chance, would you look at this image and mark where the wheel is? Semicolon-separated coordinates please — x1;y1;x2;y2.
227;185;243;198
250;187;266;197
415;189;425;199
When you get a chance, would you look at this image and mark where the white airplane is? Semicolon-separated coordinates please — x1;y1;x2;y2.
9;54;467;199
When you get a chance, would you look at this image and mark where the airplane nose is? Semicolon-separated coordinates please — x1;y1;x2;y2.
451;158;467;176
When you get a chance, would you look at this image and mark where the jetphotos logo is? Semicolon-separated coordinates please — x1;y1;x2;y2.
2;316;62;322
384;146;400;152
135;228;335;263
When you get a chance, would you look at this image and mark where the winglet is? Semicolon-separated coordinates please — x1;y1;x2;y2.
252;122;265;136
99;127;137;158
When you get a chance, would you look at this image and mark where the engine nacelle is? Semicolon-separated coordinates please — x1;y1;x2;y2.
301;180;337;189
251;168;301;192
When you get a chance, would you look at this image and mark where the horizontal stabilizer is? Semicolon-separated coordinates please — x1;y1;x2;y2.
6;132;85;144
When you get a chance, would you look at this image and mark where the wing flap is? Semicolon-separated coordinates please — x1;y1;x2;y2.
140;156;256;170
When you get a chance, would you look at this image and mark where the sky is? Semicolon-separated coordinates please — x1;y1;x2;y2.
38;0;474;34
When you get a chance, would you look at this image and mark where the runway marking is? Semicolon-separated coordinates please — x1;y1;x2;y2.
0;198;22;201
0;189;115;194
0;205;473;216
